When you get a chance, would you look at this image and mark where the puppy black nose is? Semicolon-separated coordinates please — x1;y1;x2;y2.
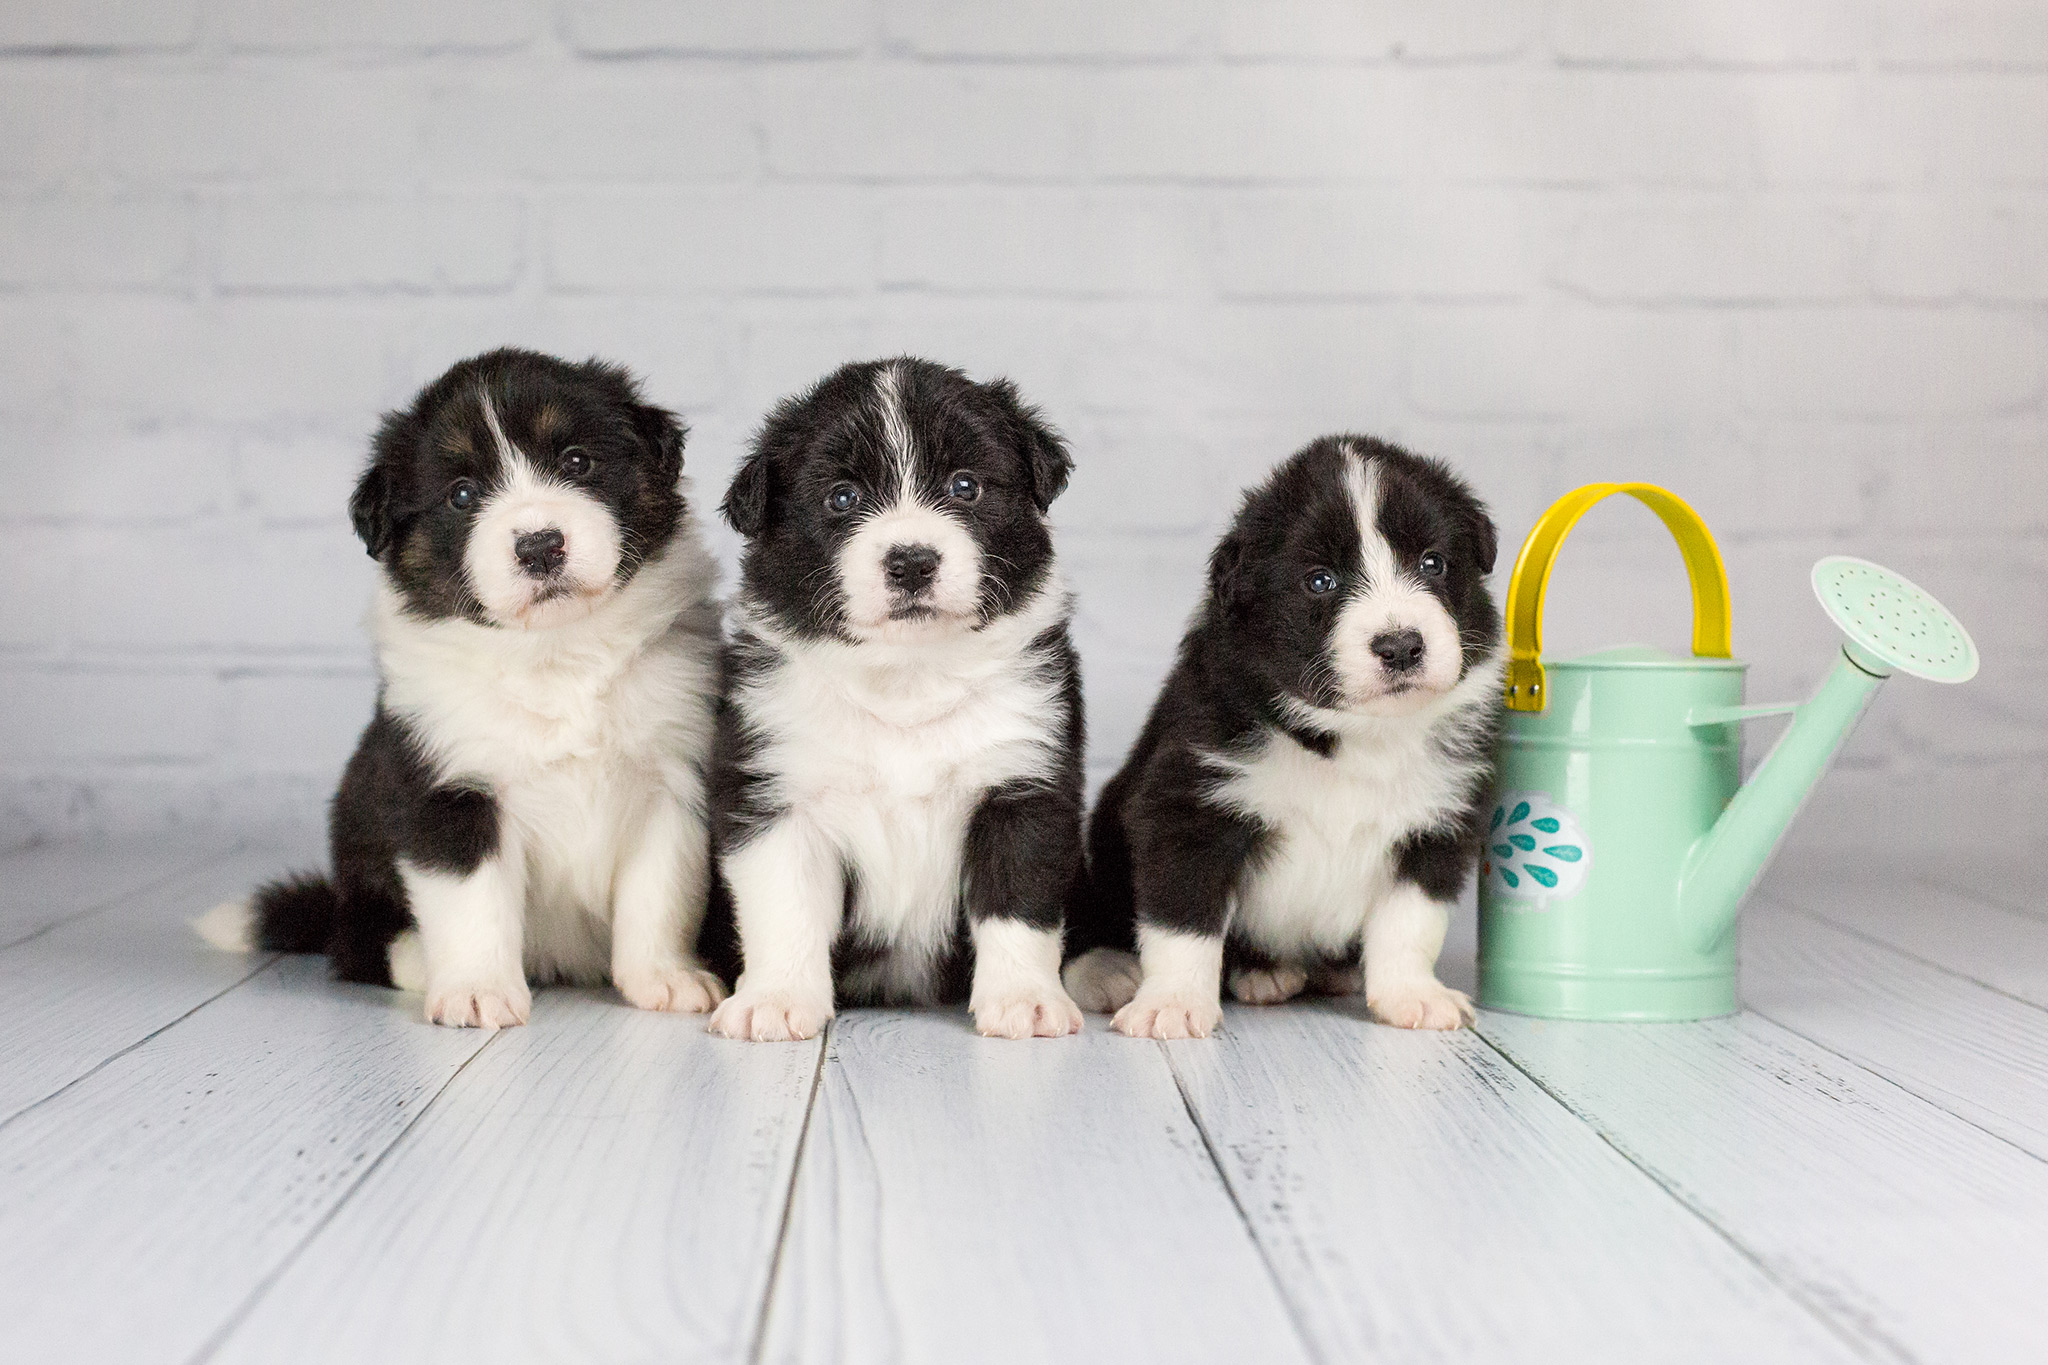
1371;628;1426;673
885;544;940;593
514;528;567;578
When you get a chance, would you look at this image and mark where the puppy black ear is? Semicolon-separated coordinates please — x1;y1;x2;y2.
1208;528;1250;612
1469;505;1499;576
722;449;772;538
348;460;393;560
989;378;1072;511
630;402;686;487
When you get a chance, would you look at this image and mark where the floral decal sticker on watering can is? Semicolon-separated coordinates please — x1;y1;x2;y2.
1482;792;1591;907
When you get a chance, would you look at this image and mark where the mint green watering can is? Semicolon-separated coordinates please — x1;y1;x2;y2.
1477;484;1979;1021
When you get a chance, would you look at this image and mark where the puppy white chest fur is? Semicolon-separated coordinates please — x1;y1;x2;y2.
375;543;719;980
736;592;1066;997
1207;717;1475;960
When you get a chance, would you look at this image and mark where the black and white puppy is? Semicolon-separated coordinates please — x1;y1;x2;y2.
704;358;1087;1042
196;348;726;1029
1064;436;1502;1039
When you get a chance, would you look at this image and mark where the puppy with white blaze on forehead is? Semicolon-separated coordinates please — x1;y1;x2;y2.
194;349;726;1028
701;358;1087;1042
1064;436;1504;1039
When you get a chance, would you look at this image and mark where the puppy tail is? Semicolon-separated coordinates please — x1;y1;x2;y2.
195;873;337;955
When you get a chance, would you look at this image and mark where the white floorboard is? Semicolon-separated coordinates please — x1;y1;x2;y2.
0;957;492;1365
207;989;821;1365
759;1010;1314;1365
1770;875;2048;1006
1477;1008;2048;1365
1169;1001;1860;1365
0;833;233;947
0;840;315;1123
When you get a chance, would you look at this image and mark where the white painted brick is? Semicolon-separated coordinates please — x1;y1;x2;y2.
877;189;1210;296
0;197;196;289
1547;2;1871;66
401;299;733;415
235;428;372;525
424;70;755;182
1738;311;2046;418
1871;199;2048;301
1875;0;2048;68
0;75;94;181
1051;411;1274;537
218;195;523;294
0;668;218;762
884;0;1209;58
1212;188;1542;299
1068;302;1409;425
222;670;377;774
1864;428;2048;534
0;528;78;649
1218;0;1534;61
3;417;236;523
1553;196;1863;302
1083;69;1753;184
98;70;431;185
547;188;873;294
68;521;375;653
1408;307;1740;421
1754;71;2048;187
217;0;541;51
0;0;196;50
758;67;1091;181
564;0;869;55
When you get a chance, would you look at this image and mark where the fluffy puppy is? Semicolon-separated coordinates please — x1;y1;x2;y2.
196;348;726;1028
1064;436;1503;1039
704;358;1087;1043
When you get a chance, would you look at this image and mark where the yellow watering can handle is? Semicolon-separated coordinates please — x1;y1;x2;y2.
1503;483;1732;712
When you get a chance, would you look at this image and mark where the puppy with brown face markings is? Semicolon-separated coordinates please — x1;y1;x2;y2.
703;358;1087;1043
196;348;726;1028
1064;436;1504;1039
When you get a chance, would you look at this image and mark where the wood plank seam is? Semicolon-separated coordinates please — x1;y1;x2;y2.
0;951;282;1135
1468;1025;1889;1363
1768;895;2048;1020
184;1029;511;1365
1920;873;2044;925
746;1020;832;1365
1159;1039;1329;1365
0;839;248;954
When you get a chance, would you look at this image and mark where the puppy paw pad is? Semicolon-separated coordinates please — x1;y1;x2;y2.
1112;994;1223;1040
1229;965;1309;1006
974;989;1084;1039
1368;982;1474;1031
425;985;530;1030
709;991;830;1042
1062;949;1143;1014
616;964;727;1015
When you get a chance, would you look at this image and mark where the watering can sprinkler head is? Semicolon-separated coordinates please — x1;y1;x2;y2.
1676;556;1980;952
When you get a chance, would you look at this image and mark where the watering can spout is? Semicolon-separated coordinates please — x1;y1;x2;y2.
1676;558;1981;954
1676;646;1890;952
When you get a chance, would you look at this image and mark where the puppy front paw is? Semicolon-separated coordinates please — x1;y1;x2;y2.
615;962;727;1015
1368;979;1475;1030
425;981;531;1030
1061;948;1143;1014
973;985;1084;1039
1229;964;1308;1006
1113;990;1223;1040
708;989;832;1042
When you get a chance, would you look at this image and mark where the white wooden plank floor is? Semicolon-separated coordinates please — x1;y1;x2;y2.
2;836;2044;1365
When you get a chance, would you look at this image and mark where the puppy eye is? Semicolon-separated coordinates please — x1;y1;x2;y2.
825;482;860;514
448;479;480;512
1305;568;1338;595
946;471;982;503
1419;551;1447;579
558;447;591;478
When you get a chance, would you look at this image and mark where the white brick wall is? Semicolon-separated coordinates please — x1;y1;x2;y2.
3;1;2044;865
